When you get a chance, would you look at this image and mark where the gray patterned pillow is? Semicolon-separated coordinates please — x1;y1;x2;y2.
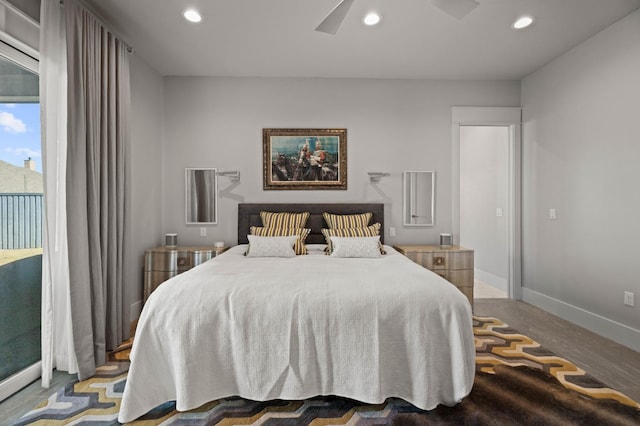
329;236;382;258
245;235;297;257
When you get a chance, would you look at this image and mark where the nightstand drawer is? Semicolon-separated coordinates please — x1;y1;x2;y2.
145;250;215;272
145;251;182;272
440;269;474;287
143;270;178;300
432;251;474;270
393;244;475;309
143;245;224;302
402;250;473;271
404;251;434;269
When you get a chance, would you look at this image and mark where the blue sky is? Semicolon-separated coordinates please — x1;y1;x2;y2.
0;103;41;173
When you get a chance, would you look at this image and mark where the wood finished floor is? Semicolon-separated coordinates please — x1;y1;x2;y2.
474;299;640;403
0;369;77;425
1;299;639;424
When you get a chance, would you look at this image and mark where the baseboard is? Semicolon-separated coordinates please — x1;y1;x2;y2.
475;269;508;293
522;288;640;352
0;361;41;402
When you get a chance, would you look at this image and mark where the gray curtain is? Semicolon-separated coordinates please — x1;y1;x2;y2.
64;0;130;380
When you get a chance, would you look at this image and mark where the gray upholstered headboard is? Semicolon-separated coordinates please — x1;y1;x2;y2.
238;203;384;245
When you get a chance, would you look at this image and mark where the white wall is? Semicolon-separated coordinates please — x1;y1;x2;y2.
125;54;163;331
521;10;640;349
460;126;509;291
161;77;520;248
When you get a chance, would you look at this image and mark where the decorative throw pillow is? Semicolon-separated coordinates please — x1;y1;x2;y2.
321;223;386;254
245;235;297;258
260;211;310;229
323;212;373;229
329;236;382;258
250;226;311;255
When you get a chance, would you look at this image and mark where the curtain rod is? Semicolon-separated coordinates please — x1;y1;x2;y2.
59;0;135;54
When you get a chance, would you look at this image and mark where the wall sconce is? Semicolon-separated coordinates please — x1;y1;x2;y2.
217;170;241;182
368;172;390;182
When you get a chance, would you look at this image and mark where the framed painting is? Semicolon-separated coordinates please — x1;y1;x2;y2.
263;128;347;190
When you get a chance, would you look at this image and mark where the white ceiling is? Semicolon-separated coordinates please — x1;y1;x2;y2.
85;0;640;80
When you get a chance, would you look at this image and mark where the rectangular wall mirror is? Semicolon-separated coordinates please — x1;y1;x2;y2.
403;171;435;227
186;168;218;225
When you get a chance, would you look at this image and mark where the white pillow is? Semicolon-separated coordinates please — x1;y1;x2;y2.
245;235;297;258
329;236;382;258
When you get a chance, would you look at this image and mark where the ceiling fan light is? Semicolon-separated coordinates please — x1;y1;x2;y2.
183;9;202;23
363;12;381;26
513;15;534;29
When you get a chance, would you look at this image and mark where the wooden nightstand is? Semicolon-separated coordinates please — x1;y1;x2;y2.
143;245;229;301
393;244;474;308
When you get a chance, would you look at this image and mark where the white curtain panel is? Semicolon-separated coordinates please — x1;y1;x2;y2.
39;0;78;388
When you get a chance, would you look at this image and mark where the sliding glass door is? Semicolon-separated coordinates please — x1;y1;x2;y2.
0;51;42;401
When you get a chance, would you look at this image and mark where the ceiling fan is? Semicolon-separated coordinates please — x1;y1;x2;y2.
315;0;480;34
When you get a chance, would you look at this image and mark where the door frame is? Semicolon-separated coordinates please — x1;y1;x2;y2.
452;107;522;299
0;43;42;402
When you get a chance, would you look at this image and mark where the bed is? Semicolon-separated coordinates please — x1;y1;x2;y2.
118;203;474;422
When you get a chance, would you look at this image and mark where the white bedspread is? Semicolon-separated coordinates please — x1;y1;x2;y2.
118;245;475;422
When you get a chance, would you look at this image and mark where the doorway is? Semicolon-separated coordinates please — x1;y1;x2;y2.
460;126;509;298
451;107;522;300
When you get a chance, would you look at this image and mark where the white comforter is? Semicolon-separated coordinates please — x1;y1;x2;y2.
118;245;474;422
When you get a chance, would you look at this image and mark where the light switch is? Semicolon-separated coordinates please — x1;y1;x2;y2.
200;227;207;237
389;227;396;237
496;207;503;217
549;209;557;220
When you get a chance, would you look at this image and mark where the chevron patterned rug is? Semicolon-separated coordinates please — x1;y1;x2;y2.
14;317;640;425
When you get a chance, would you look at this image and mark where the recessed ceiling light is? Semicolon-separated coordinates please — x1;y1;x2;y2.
183;9;202;23
512;15;534;30
363;12;381;26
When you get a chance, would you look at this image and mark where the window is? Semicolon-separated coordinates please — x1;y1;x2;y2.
0;51;42;401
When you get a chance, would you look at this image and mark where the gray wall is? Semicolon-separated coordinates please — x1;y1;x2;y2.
459;126;509;291
161;77;520;248
124;54;163;329
5;0;40;22
521;10;640;347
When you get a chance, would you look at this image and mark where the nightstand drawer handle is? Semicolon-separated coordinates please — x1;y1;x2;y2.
434;256;445;266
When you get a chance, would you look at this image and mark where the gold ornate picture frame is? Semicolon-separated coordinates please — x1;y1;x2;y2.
263;128;347;190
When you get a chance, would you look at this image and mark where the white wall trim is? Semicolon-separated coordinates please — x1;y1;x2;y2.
522;288;640;353
0;361;41;402
0;35;38;69
0;1;39;60
475;268;508;293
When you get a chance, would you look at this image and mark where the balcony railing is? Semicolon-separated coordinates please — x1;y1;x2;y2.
0;194;43;250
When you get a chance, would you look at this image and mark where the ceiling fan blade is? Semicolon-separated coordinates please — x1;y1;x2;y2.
431;0;479;20
315;0;356;34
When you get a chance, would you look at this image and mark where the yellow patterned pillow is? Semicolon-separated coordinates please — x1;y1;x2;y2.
250;226;311;255
321;223;386;254
260;211;310;229
323;212;373;229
